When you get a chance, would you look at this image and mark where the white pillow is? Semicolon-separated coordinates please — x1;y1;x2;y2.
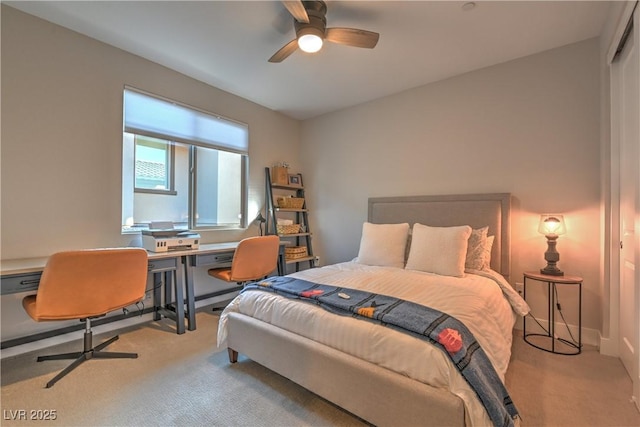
356;222;409;268
406;224;472;277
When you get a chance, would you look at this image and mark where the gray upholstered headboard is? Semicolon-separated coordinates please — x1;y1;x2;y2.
368;193;511;280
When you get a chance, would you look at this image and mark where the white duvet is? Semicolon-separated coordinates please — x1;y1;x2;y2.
218;262;529;426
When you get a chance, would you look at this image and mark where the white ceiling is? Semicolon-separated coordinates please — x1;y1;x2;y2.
6;1;612;120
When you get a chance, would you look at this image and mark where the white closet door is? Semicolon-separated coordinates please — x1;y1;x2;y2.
616;5;639;408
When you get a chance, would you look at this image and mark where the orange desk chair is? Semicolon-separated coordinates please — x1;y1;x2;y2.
208;235;280;310
22;248;148;388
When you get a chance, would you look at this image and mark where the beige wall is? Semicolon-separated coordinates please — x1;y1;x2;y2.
1;5;301;260
300;39;602;335
0;5;605;342
0;6;301;340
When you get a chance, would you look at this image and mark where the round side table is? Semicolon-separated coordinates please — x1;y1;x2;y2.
522;271;582;355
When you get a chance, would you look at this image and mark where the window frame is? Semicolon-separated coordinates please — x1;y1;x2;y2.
134;136;177;196
189;147;249;231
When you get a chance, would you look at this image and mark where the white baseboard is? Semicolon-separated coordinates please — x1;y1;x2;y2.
194;291;240;309
598;333;619;356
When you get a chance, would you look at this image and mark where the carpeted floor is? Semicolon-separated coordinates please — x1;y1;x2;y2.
506;332;640;426
1;309;639;426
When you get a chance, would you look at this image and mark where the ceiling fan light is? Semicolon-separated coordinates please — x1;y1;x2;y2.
298;33;323;53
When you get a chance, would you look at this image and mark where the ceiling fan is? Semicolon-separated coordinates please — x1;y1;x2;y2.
269;0;380;63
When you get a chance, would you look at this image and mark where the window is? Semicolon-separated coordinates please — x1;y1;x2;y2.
134;136;175;194
122;88;248;233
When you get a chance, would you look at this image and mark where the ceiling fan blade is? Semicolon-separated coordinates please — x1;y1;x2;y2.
269;39;299;63
282;0;309;23
325;28;380;49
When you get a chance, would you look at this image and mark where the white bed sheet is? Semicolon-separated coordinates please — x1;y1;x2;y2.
218;262;527;426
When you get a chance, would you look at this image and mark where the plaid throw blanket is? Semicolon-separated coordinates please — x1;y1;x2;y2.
243;276;519;427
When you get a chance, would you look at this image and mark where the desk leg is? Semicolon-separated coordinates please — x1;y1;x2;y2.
173;264;186;335
164;272;172;310
184;255;197;331
153;272;162;321
277;250;285;276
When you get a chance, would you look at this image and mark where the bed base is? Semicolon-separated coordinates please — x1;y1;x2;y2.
226;312;467;426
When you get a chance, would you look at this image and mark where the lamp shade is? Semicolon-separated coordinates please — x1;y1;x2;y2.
538;214;566;236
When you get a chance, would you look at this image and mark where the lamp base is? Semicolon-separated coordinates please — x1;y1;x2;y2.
540;266;564;276
541;235;563;276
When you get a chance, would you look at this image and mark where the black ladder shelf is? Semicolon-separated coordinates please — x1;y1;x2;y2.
264;167;316;272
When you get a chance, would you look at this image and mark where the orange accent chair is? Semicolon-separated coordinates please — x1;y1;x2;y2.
208;236;280;309
22;248;148;388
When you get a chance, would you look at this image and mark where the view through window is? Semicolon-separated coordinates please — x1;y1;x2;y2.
134;136;175;194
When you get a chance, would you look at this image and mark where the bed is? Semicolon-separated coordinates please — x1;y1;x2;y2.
217;193;529;426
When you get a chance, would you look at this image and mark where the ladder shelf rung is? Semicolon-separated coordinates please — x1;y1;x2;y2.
284;255;315;264
276;208;308;212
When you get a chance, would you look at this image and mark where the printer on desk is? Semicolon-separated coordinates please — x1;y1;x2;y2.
142;229;200;252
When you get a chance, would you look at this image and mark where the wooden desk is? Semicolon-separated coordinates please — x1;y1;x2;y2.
1;251;190;294
0;242;286;345
1;251;196;338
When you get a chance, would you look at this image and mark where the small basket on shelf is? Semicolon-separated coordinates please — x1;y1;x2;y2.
277;197;305;209
277;224;302;235
285;246;308;260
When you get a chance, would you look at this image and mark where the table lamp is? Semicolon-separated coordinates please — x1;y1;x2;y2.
538;214;566;276
254;212;267;236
